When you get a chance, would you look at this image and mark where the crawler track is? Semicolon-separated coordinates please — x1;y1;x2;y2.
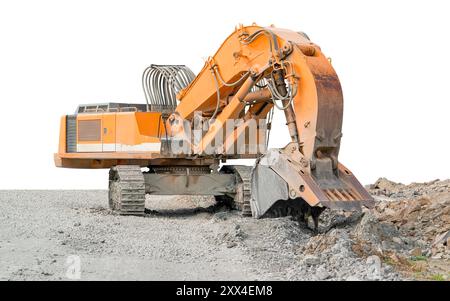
220;165;253;216
108;165;146;216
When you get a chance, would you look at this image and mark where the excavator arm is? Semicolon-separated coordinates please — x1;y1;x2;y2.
167;25;374;217
174;25;338;157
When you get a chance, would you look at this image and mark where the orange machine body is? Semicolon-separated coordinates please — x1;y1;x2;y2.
55;107;260;168
56;111;162;167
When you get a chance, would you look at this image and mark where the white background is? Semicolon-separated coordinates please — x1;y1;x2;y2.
0;0;449;189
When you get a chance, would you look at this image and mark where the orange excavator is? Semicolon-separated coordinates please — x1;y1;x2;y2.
55;25;374;230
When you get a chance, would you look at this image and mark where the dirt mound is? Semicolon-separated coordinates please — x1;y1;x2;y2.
203;177;449;280
369;178;450;260
293;178;450;280
349;178;450;280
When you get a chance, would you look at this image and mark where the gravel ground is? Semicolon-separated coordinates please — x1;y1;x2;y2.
0;190;406;281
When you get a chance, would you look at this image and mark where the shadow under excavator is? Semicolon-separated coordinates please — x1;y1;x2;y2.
143;201;230;217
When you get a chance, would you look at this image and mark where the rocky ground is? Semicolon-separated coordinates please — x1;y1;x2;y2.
363;178;450;280
0;178;448;281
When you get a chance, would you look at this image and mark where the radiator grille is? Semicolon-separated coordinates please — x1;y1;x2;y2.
66;115;77;153
78;119;101;141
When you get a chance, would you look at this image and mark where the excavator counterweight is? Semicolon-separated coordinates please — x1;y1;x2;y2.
55;25;374;228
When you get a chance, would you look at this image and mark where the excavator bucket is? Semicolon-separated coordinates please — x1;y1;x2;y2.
250;145;374;218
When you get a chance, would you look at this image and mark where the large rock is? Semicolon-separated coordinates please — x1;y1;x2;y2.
432;230;449;246
409;247;423;257
301;255;320;266
366;255;382;280
353;212;403;251
370;178;404;196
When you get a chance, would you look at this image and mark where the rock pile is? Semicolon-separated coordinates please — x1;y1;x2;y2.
368;178;450;259
291;178;450;280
